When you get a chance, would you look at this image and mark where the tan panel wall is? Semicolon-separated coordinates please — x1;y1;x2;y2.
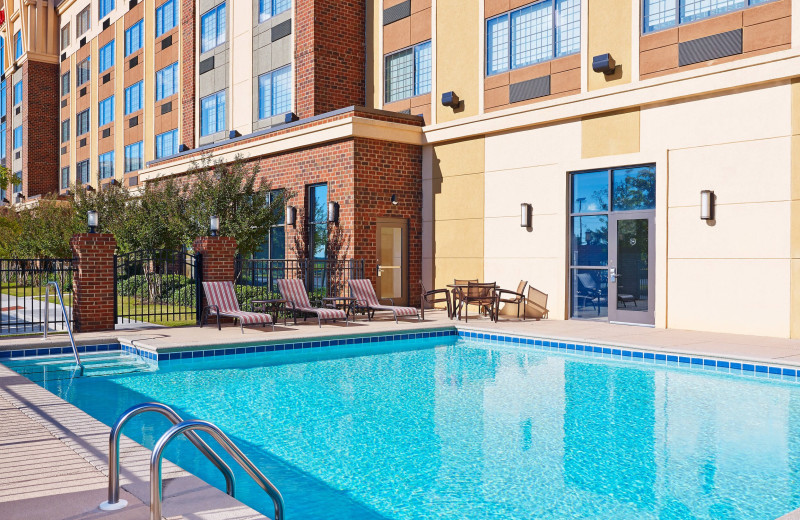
230;0;253;136
587;0;631;91
435;0;479;122
144;2;155;170
366;0;381;108
792;79;800;337
581;108;640;158
114;20;124;183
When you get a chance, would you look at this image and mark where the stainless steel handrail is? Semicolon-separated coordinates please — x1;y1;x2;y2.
99;402;235;511
43;281;82;369
151;419;285;520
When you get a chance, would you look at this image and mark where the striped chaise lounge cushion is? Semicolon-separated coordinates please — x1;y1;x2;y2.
277;279;347;320
349;279;418;316
203;281;272;323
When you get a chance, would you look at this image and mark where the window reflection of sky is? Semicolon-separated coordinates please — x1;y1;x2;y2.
572;170;608;213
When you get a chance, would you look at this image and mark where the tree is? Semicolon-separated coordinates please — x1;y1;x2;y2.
0;164;20;196
12;194;80;258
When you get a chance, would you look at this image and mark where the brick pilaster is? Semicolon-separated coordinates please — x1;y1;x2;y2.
23;59;60;197
180;0;196;148
192;236;237;283
70;233;117;332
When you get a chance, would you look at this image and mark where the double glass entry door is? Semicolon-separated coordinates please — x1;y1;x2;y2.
570;166;655;325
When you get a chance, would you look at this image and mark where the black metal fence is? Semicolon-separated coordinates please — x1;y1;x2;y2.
234;258;365;310
0;258;75;335
114;249;202;326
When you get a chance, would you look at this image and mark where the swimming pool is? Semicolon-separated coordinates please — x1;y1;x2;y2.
7;333;800;520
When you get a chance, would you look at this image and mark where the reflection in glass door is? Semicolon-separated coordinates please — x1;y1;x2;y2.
376;219;408;306
569;165;655;325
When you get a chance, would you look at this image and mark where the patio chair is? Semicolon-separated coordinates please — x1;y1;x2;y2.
277;278;348;328
349;279;420;323
453;278;478;311
495;280;528;320
200;281;274;334
523;286;549;320
457;282;497;323
419;280;451;320
576;273;605;315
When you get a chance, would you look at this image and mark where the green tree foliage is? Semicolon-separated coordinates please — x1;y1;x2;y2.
0;164;20;194
6;195;81;258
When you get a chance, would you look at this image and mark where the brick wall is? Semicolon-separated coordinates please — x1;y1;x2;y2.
23;60;60;197
180;0;196;148
70;233;117;332
193;235;237;282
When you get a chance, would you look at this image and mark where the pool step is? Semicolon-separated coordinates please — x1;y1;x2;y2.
4;352;155;381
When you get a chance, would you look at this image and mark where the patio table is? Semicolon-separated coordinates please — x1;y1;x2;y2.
252;298;288;326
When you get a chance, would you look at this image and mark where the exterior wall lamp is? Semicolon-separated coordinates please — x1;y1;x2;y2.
700;190;714;220
391;194;398;205
87;210;98;233
328;201;339;224
441;91;460;108
592;53;616;75
286;206;297;228
520;203;532;228
210;215;219;236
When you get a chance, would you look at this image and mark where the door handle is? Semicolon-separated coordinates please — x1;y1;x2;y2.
376;264;382;277
609;267;617;283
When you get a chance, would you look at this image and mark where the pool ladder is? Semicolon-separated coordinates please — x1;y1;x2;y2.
42;281;83;370
100;402;285;520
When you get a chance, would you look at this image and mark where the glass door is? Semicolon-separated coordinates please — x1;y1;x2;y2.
609;214;654;325
376;219;408;305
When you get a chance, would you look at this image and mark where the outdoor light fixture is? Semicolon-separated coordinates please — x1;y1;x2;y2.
700;190;714;220
286;206;297;228
441;91;460;108
328;201;339;224
391;194;398;205
210;215;220;236
228;130;241;139
520;203;532;228
178;144;190;152
284;112;299;124
592;53;616;75
87;210;98;233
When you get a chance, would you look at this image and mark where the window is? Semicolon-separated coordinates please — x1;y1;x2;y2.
12;172;21;193
643;0;771;33
0;82;6;119
99;40;115;73
13;126;22;150
99;0;115;19
0;37;5;71
155;129;178;158
200;90;225;136
201;3;226;53
486;0;580;76
61;72;71;97
156;0;178;37
307;184;328;260
77;6;91;37
12;81;21;106
0;123;6;160
124;141;143;172
77;57;91;86
61;166;70;190
125;20;143;56
76;109;90;136
99;151;114;179
61;119;70;143
384;41;431;103
258;66;291;119
77;159;90;184
99;95;114;126
61;24;70;50
254;189;286;270
259;0;289;22
156;62;178;101
14;32;22;60
124;81;143;114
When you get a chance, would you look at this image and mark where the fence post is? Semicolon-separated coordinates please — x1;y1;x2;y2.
192;236;238;314
70;233;117;333
194;253;203;325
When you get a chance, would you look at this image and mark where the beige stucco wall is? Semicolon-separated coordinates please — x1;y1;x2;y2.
586;0;632;91
435;0;479;123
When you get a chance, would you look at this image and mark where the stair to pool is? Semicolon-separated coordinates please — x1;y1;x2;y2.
3;352;156;382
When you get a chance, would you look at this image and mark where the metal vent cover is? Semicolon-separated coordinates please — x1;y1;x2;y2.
199;57;215;75
679;28;742;67
129;116;139;128
102;128;111;138
272;20;291;41
128;55;139;69
162;35;173;50
102;73;111;84
384;1;411;25
509;75;551;103
161;101;173;114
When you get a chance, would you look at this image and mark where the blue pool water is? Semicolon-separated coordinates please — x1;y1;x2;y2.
8;337;800;520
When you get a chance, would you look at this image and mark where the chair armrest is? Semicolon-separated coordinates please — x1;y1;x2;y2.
496;289;525;300
204;304;220;315
424;288;450;298
379;297;395;306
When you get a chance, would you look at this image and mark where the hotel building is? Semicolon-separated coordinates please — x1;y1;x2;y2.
1;0;800;338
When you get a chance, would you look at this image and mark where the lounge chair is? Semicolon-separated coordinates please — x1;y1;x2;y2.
200;281;274;333
277;278;348;328
495;280;528;319
523;286;549;320
420;280;451;319
456;282;497;323
349;279;420;323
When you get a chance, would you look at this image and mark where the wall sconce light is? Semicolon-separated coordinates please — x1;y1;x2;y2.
210;215;219;236
328;201;339;224
441;91;460;108
286;206;297;228
520;203;532;228
228;130;241;139
700;190;714;220
391;194;398;205
284;112;299;124
87;210;98;233
592;53;616;75
178;144;190;153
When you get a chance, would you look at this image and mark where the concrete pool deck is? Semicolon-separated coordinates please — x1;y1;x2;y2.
4;310;800;519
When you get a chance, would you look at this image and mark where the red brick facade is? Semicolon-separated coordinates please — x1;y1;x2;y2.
22;60;60;198
192;235;238;283
180;0;196;149
70;233;117;332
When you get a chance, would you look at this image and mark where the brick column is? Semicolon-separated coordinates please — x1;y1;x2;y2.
192;236;238;282
70;233;117;332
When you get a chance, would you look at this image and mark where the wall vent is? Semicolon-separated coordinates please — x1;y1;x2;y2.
102;128;111;138
199;57;215;74
161;101;173;114
679;29;742;67
509;75;551;103
271;20;292;41
128;55;139;69
161;35;173;50
129;116;139;128
384;1;411;25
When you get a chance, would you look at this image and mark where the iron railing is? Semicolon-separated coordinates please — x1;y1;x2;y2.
114;249;202;326
0;258;74;335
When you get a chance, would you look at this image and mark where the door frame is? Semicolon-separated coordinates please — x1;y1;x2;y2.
375;218;409;306
608;211;655;326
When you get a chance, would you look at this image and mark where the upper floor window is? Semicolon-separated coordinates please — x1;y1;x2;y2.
124;81;143;114
201;3;227;53
0;122;6;160
77;159;90;184
200;90;226;136
12;172;21;193
486;0;581;76
61;71;71;96
155;129;178;159
156;0;179;37
0;37;5;71
99;40;115;73
13;80;22;106
61;166;70;190
156;62;178;101
99;151;114;179
0;82;6;119
77;6;91;37
384;40;431;104
125;20;144;56
258;65;291;119
124;141;143;172
99;95;114;126
77;109;90;136
77;57;91;86
259;0;289;22
14;32;22;60
643;0;773;33
99;0;115;20
61;119;70;143
61;24;70;50
13;126;22;150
